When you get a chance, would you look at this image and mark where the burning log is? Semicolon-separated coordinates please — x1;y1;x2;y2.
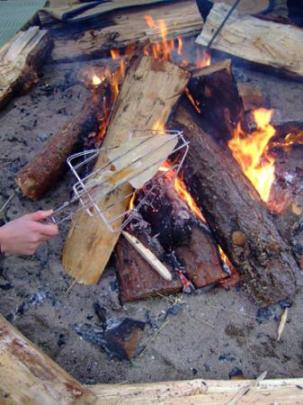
62;56;190;284
52;1;203;62
16;87;108;200
175;103;298;306
188;59;243;139
116;173;227;303
0;27;53;110
196;3;303;79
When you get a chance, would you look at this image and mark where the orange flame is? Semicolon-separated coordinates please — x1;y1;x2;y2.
228;108;276;202
158;162;205;222
144;15;211;69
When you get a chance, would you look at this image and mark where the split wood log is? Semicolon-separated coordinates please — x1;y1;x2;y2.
16;87;107;200
0;26;53;110
188;59;243;140
196;2;303;79
41;0;186;24
91;378;303;404
52;1;203;62
62;56;190;284
0;314;95;405
175;103;298;306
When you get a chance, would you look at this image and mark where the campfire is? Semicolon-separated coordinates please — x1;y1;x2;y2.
15;2;303;309
3;0;303;375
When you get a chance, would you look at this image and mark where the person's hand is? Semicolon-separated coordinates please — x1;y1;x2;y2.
0;210;58;256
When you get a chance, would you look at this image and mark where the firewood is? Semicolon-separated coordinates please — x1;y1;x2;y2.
135;174;227;288
188;59;243;139
116;234;182;303
175;103;298;306
196;3;303;79
237;83;266;112
116;172;226;302
62;56;190;284
52;1;203;62
0;314;95;404
16;87;107;200
0;26;53;110
41;0;186;24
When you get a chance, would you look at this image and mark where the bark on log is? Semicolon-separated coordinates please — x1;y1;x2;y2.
175;103;298;306
196;2;303;79
0;314;95;405
16;88;107;200
63;56;190;284
188;60;243;140
0;26;53;110
52;1;203;62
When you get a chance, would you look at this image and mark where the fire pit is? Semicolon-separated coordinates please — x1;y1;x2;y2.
1;0;303;401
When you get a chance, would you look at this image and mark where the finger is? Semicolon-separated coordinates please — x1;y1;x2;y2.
27;210;54;221
32;222;59;237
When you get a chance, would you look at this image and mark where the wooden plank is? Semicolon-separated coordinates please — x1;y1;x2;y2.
90;378;303;404
196;2;303;79
175;104;297;306
62;56;190;284
0;314;95;405
0;26;53;110
52;1;203;62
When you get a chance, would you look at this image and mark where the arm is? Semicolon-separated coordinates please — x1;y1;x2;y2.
0;210;58;256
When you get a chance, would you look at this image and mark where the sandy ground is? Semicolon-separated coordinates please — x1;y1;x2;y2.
1;54;303;385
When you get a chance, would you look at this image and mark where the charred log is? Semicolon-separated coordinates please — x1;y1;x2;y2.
188;60;243;140
175;103;298;306
115;173;227;302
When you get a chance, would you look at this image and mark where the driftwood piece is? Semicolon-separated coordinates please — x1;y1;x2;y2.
0;314;95;405
175;104;298;306
0;26;53;110
16;88;107;200
196;2;303;79
189;59;243;139
63;56;189;284
52;1;203;62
